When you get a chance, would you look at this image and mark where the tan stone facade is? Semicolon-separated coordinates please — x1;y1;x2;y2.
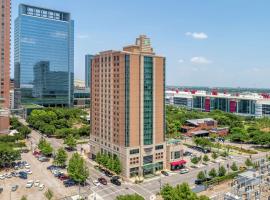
0;0;10;133
90;36;166;178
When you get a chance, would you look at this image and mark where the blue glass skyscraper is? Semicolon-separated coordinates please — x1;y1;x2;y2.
14;4;74;108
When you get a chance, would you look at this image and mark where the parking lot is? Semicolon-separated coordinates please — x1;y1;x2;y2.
0;151;79;200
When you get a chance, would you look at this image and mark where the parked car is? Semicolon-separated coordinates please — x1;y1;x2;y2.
93;180;101;186
58;174;69;181
0;175;5;180
26;180;34;188
19;171;28;179
25;164;31;169
47;165;57;171
239;166;247;171
110;177;121;186
0;187;3;193
11;185;18;191
183;151;193;156
64;179;76;187
180;169;189;174
38;157;50;162
25;169;32;174
38;184;45;191
34;180;40;187
195;179;203;185
6;174;12;178
98;177;107;185
161;170;169;176
104;170;113;177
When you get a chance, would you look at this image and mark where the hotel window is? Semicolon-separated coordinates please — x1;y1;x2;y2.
130;149;139;155
155;145;163;150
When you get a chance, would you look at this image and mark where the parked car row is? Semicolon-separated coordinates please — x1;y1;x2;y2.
25;180;45;190
47;165;75;187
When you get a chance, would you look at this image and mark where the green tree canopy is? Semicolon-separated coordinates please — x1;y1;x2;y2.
208;168;217;178
218;166;227;177
230;162;238;171
68;152;89;183
53;148;68;167
116;194;144;200
197;171;206;180
161;183;210;200
64;134;77;149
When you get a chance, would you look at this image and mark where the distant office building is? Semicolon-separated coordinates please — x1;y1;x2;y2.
74;79;85;89
9;90;14;109
166;90;270;117
74;88;90;108
0;0;11;134
85;54;93;89
90;35;166;178
14;4;74;108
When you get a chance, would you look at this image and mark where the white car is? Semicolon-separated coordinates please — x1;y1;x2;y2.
38;184;45;191
34;180;40;187
25;164;31;169
26;180;34;188
0;175;5;180
93;180;101;186
25;169;32;174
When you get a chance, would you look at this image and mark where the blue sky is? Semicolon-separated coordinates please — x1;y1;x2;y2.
12;0;270;88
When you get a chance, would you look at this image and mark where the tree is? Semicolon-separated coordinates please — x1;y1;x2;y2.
68;153;89;184
17;126;31;138
208;168;217;178
116;194;144;200
53;148;68;167
211;152;218;160
230;162;238;171
20;196;28;200
218;166;226;177
112;156;122;174
230;127;248;142
38;138;53;156
197;171;206;180
0;142;21;168
161;183;209;200
64;134;77;149
203;155;209;162
245;158;253;167
191;157;199;165
42;124;56;136
44;189;54;200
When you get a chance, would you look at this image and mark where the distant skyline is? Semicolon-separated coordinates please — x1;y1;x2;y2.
12;0;270;88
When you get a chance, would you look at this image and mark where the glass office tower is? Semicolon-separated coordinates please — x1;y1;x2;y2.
14;4;74;108
85;54;93;89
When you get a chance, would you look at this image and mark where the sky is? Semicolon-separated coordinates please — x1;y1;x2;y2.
11;0;270;88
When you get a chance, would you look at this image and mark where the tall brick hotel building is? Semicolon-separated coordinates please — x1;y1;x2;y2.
90;35;166;178
0;0;10;134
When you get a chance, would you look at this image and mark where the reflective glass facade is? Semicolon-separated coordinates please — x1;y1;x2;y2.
85;54;93;89
14;4;74;108
143;56;153;145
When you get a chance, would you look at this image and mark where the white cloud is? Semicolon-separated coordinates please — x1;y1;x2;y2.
178;59;184;63
77;34;89;39
190;56;212;64
185;32;208;40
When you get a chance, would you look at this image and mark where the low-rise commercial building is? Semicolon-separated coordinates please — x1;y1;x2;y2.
166;90;270;117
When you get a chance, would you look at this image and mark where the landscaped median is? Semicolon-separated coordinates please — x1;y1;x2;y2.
203;171;240;187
